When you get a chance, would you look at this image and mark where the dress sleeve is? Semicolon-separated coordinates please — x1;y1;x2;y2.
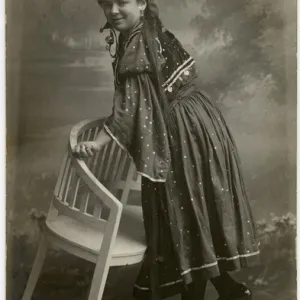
103;72;171;182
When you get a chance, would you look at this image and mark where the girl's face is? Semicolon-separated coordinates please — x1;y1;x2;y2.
98;0;146;32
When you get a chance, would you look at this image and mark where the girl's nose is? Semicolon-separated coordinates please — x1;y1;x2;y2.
111;2;119;14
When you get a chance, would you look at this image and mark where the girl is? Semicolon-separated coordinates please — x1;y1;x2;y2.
73;0;260;299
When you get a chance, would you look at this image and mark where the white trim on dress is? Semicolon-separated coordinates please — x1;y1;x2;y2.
155;38;163;55
137;171;167;182
135;279;183;291
163;60;196;92
103;123;127;151
216;250;260;261
162;57;194;87
134;250;260;290
181;250;260;275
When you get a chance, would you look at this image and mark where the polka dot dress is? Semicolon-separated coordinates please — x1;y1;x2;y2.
103;22;260;300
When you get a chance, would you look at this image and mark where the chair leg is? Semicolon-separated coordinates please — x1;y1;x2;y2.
22;234;48;300
87;257;110;300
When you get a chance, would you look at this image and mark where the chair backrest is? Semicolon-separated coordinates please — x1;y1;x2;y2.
51;118;141;229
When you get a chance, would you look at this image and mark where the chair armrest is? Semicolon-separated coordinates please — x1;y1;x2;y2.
68;119;123;215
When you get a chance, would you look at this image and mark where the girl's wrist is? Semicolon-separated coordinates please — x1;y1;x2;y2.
94;128;112;147
94;137;106;148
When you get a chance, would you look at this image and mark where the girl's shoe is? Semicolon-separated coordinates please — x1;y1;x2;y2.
217;283;252;300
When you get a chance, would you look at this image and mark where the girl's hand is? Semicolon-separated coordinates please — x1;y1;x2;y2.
73;141;102;159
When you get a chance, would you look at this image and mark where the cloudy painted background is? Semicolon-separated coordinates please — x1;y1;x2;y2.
6;0;296;299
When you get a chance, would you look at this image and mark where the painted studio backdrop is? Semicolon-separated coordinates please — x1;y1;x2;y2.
6;0;296;299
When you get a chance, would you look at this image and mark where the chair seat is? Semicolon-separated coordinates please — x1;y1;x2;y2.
45;205;147;266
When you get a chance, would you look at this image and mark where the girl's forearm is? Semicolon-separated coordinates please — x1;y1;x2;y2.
95;128;112;147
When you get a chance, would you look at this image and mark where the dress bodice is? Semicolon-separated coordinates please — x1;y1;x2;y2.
112;23;197;101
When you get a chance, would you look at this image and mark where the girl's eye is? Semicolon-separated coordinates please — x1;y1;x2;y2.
98;0;112;7
117;0;128;5
98;0;128;7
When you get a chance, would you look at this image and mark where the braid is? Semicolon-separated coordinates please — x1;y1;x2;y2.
141;0;169;121
143;0;163;32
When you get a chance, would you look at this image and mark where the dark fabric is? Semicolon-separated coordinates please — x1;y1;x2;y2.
210;272;241;298
132;91;260;299
104;23;171;182
181;281;207;300
104;74;170;182
156;29;198;99
102;22;260;300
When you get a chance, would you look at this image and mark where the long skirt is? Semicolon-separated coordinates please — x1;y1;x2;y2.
132;90;260;300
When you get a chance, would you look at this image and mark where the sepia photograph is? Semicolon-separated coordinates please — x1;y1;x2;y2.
6;0;296;299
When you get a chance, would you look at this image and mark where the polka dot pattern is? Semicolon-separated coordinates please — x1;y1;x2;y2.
103;23;260;298
104;73;171;182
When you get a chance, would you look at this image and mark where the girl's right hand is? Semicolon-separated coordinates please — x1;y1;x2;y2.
72;141;102;159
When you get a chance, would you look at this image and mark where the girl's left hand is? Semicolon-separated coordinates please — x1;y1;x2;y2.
73;141;102;159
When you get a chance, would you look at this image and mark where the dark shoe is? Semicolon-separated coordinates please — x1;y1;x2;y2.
181;281;207;300
217;283;252;300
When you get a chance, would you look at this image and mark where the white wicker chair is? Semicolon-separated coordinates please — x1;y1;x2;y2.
21;119;146;300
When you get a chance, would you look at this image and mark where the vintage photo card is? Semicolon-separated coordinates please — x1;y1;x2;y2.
6;0;296;299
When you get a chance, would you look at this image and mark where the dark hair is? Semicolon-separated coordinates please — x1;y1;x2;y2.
141;0;170;120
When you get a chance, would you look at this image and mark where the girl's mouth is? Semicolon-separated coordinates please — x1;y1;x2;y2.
112;18;123;22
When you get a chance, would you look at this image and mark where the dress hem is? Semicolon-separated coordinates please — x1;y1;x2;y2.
133;249;260;292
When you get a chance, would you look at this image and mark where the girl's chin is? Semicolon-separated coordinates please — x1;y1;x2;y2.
110;21;136;33
112;24;130;32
